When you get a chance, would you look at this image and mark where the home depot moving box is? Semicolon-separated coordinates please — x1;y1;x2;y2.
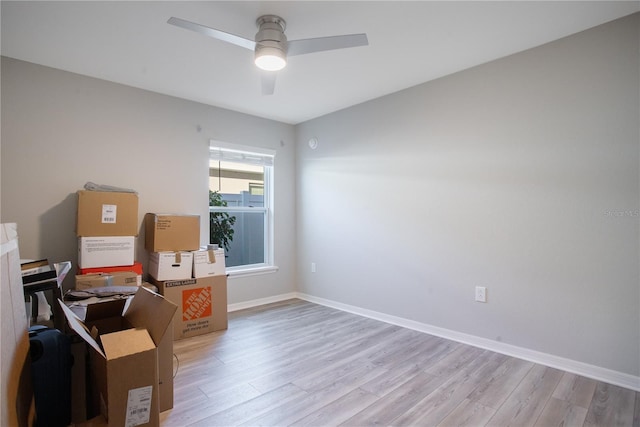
77;191;139;237
59;287;177;426
144;214;199;252
152;276;227;340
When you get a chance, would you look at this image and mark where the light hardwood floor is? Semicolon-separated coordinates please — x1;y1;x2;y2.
160;299;640;427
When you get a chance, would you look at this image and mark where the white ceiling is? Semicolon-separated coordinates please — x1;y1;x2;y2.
2;1;638;124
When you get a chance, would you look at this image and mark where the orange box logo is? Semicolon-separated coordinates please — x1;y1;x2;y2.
182;286;212;321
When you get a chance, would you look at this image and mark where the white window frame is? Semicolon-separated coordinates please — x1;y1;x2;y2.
209;140;277;277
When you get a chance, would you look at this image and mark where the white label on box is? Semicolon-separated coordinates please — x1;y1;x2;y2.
102;204;117;224
78;236;136;268
125;385;152;427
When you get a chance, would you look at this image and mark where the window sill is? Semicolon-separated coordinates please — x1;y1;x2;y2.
226;265;279;279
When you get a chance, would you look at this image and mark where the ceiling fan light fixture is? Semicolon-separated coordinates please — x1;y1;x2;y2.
255;46;287;71
168;13;368;94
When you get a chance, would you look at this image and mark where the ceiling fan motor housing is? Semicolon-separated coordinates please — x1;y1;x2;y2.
255;15;288;57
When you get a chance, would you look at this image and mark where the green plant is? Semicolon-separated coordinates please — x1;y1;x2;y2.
209;190;236;252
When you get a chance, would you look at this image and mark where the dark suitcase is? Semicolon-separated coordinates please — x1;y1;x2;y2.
29;325;72;427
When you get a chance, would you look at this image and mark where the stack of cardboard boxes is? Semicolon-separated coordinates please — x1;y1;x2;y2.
145;213;228;340
69;191;179;426
66;194;229;426
75;190;142;289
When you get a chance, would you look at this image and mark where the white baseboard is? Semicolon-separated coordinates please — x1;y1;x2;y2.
296;292;640;392
227;292;298;312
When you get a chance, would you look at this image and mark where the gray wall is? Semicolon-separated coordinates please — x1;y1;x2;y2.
0;57;297;304
295;14;639;376
2;13;638;380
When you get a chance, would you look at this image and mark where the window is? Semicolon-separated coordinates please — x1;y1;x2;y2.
209;141;276;275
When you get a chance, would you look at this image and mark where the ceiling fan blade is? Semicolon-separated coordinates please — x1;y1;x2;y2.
167;17;256;51
261;71;277;95
287;33;368;57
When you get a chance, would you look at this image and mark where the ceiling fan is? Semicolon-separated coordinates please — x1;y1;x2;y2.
167;15;368;95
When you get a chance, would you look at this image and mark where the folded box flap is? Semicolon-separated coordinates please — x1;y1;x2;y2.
125;287;177;345
100;328;155;360
58;300;106;358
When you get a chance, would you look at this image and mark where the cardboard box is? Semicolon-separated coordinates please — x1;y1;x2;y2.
79;262;143;276
75;272;141;290
156;324;174;412
78;236;135;269
77;191;139;237
148;252;194;281
152;276;227;340
192;248;226;278
144;214;200;252
59;288;176;426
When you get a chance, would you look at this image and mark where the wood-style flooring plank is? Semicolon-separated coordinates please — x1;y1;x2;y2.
240;363;384;426
553;372;598;409
472;364;563;426
437;398;496;427
584;382;636;427
290;387;380;427
159;299;639;427
534;396;588;427
187;383;307;427
291;327;418;392
466;355;534;410
161;382;262;426
339;371;446;426
247;323;400;393
391;349;495;426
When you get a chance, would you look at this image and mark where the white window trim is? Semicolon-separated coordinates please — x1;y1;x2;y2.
226;265;279;278
209;140;277;275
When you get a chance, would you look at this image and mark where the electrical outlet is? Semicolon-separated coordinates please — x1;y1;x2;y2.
475;286;487;303
311;262;316;273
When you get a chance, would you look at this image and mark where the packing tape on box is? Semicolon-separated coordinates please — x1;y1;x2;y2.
207;250;216;264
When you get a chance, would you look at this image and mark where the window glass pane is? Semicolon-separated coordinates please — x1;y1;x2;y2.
209;160;264;200
209;159;266;267
222;211;265;267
